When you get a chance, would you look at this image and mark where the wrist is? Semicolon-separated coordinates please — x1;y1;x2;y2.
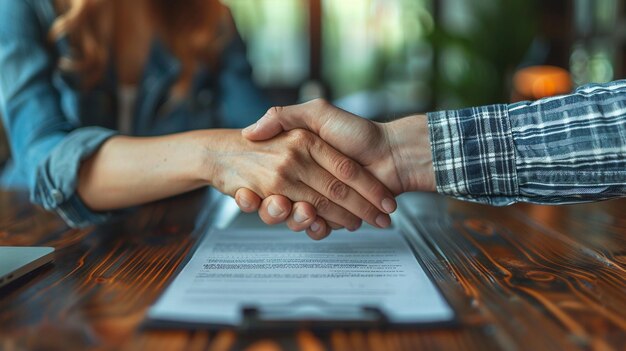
383;114;436;192
188;129;243;192
187;129;222;188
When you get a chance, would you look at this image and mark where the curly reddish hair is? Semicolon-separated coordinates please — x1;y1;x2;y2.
49;0;232;90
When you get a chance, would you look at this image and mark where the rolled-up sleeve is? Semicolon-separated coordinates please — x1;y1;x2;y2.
32;127;118;227
427;80;626;205
427;104;519;205
0;0;118;227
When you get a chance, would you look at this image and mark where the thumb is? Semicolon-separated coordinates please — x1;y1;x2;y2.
241;109;287;141
242;100;329;141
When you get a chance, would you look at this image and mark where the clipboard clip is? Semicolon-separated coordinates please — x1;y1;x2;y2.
240;298;389;331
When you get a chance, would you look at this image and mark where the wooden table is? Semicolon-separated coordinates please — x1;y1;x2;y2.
0;189;624;351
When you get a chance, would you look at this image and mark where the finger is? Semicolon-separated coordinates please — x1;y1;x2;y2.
285;202;317;232
258;195;292;225
326;220;345;230
306;217;331;241
244;103;398;215
242;99;346;141
305;141;394;228
235;188;262;213
291;185;363;231
312;138;397;215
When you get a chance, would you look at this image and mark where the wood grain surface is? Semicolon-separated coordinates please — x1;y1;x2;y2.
0;189;624;351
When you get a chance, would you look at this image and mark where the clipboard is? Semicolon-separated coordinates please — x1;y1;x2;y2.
145;299;390;331
146;302;457;332
240;300;389;331
144;226;458;332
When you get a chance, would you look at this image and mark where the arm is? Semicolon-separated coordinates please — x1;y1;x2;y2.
239;83;626;223
428;80;626;204
78;128;397;240
236;101;432;230
76;132;210;210
243;102;435;195
0;1;118;227
0;2;396;235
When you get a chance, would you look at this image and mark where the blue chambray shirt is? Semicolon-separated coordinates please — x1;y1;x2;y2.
0;0;271;227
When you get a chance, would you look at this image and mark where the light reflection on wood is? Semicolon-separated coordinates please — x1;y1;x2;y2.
0;190;624;350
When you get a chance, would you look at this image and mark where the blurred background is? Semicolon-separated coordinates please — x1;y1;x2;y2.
225;0;625;116
1;0;625;165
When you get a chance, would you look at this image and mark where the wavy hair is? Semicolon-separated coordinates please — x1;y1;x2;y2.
49;0;232;90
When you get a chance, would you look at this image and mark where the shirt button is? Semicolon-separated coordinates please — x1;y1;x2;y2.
51;189;64;205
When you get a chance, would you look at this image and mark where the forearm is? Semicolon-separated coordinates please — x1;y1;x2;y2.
508;80;626;203
77;130;215;211
425;79;626;205
426;105;518;205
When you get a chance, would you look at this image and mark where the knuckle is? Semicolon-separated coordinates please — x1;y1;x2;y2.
267;173;287;192
368;180;387;199
275;145;300;166
286;129;315;150
327;178;348;201
281;147;300;163
275;149;307;183
361;203;380;221
336;157;358;180
311;98;330;109
265;105;284;119
288;128;311;141
272;166;286;182
313;196;330;212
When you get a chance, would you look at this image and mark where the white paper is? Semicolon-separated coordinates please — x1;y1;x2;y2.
148;229;454;326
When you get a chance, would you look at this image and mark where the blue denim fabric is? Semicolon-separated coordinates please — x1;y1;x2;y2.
0;0;271;227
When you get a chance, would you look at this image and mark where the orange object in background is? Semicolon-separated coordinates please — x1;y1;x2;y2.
512;65;572;101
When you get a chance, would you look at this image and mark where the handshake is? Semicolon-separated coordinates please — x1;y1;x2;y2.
234;99;436;240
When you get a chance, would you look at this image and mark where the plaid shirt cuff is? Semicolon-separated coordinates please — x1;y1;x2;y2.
427;104;520;205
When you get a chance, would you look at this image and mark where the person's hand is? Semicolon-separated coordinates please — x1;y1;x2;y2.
206;129;397;240
236;99;436;232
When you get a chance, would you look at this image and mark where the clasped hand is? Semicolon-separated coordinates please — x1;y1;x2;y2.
222;99;435;240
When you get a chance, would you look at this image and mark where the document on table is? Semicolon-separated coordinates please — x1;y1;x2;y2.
148;229;454;326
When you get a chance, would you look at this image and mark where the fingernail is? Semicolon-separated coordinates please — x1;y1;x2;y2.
268;200;284;217
239;197;251;209
245;116;268;133
382;198;396;213
375;214;391;228
243;122;257;133
294;211;308;223
347;220;361;232
310;220;321;232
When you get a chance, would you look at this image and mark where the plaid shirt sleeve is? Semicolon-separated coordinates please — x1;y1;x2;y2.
426;79;626;205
